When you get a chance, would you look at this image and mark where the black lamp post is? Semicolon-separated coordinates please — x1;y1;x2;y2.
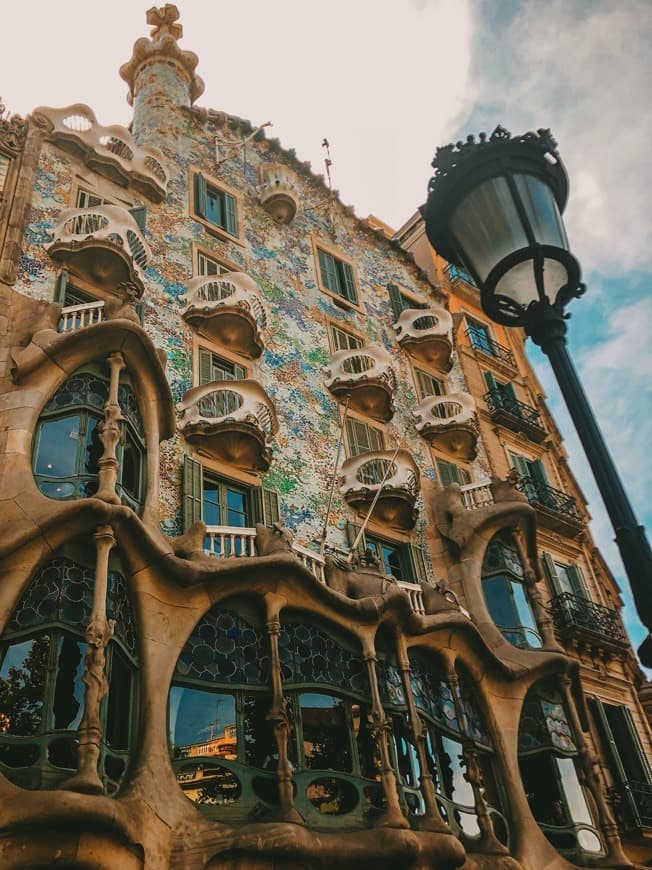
423;125;652;664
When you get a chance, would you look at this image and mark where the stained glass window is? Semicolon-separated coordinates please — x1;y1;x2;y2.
408;657;459;731
376;660;405;707
519;697;577;754
43;372;108;414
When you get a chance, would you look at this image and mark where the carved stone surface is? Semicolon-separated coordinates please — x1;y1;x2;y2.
324;346;397;421
414;392;479;459
339;449;419;530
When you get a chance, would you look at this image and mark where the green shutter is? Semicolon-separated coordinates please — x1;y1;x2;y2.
341;262;357;303
589;698;628;784
541;553;560;594
567;564;588;599
502;381;518;403
194;173;207;219
484;371;498;392
346;521;366;558
129;206;147;232
606;705;652;783
437;459;457;487
183;455;203;531
223;192;238;236
318;249;338;294
416;370;442;398
263;488;280;526
406;543;427;583
234;362;246;380
529;458;548;484
387;284;405;321
199;349;214;385
509;452;530;481
134;300;145;326
54;270;68;305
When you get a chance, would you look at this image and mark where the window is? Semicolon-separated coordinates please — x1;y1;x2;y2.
484;371;518;405
198;347;246;384
415;369;444;400
541;555;588;599
330;324;364;352
387;283;428;321
466;319;494;355
482;534;542;649
0;551;138;794
197;250;230;277
0;154;10;197
317;247;358;305
509;452;548;485
76;188;106;208
182;456;279;534
194;173;238;237
32;368;146;512
436;459;471;487
345;418;385;457
346;522;427;585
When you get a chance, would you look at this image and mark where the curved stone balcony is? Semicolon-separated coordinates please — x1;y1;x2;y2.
32;104;168;201
324;347;397;421
47;205;150;297
414;393;479;460
394;306;453;371
339;450;420;530
181;273;267;358
257;163;300;224
178;380;278;472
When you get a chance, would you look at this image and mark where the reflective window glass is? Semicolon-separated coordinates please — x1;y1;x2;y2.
351;702;378;779
120;430;141;499
300;692;352;773
243;693;279;770
168;686;237;760
0;637;49;736
440;735;474;807
556;757;593;827
34;415;81;477
392;713;420;787
84;416;103;475
52;635;86;730
106;648;132;750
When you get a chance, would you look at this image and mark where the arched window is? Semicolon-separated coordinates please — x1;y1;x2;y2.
519;680;603;859
168;601;277;817
481;533;542;649
279;615;383;826
0;549;138;794
33;368;146;513
408;653;509;845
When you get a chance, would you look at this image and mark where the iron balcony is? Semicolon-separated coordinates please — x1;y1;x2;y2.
484;389;547;443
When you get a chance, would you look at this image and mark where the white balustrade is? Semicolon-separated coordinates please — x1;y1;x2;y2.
459;480;494;510
58;300;105;333
396;581;426;614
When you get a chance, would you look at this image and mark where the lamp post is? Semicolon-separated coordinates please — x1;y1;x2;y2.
423;125;652;664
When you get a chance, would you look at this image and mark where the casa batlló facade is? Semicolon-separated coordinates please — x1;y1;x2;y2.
0;6;651;869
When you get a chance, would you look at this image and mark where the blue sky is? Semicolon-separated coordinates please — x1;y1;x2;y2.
2;0;650;652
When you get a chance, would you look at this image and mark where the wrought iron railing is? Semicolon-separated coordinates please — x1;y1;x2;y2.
516;477;583;525
551;592;627;645
466;326;516;368
617;781;652;829
484;389;545;433
445;263;476;286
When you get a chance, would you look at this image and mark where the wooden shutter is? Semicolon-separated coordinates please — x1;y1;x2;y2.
437;459;458;487
416;370;442;399
194;173;207;219
606;705;652;783
341;262;357;303
262;488;280;526
199;349;214;385
502;381;518;402
541;553;560;594
55;270;68;304
223;192;238;236
567;564;588;599
346;521;366;558
529;458;548;484
318;249;338;294
129;206;147;231
509;452;530;481
387;284;405;321
406;543;427;583
183;455;203;531
233;362;247;380
484;371;498;392
589;698;628;783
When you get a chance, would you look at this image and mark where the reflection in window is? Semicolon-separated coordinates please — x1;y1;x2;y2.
0;553;137;793
482;534;542;649
300;692;351;773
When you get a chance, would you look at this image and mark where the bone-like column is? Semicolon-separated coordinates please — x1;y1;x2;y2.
95;352;126;504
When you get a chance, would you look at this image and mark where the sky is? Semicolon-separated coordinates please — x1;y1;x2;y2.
2;1;650;656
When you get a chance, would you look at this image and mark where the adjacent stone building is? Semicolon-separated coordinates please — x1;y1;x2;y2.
0;6;650;868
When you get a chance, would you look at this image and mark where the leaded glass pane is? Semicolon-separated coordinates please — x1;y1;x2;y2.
175;609;269;686
106;572;137;657
376;660;405;707
457;678;491;748
278;622;369;698
244;693;279;770
519;697;577;754
117;382;144;438
300;692;352;772
52;635;86;730
44;373;108;413
9;558;94;632
408;657;458;731
168;686;238;759
34;416;81;478
0;636;49;736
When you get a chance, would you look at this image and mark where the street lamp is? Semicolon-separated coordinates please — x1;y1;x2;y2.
423;125;652;664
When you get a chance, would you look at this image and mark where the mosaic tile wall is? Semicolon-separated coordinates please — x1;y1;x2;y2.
13;83;493;571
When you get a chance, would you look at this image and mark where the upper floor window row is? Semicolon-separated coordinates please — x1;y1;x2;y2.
194;173;238;239
317;247;358;306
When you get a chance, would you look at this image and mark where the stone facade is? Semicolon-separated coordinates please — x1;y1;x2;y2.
0;7;650;869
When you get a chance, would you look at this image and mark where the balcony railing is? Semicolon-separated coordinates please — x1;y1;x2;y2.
393;305;453;370
181;272;267;358
203;526;425;611
414;393;479;460
612;781;652;830
466;326;516;369
257;163;300;224
58;300;105;333
484;389;546;442
339;449;420;530
325;346;397;421
459;480;494;510
551;592;627;646
445;263;476;287
516;476;583;534
178;380;278;472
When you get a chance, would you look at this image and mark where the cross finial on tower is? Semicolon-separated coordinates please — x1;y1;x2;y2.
146;4;183;40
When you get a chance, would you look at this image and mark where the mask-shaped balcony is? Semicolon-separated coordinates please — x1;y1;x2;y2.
181;273;267;359
178;380;278;472
324;347;397;421
414;393;479;460
47;206;150;297
394;306;453;370
339;450;420;530
257;163;300;224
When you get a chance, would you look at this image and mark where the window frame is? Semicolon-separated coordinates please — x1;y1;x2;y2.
312;237;361;310
189;166;243;245
414;367;445;400
344;416;386;458
329;322;365;353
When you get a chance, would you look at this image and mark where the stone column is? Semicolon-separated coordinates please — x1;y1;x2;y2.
263;593;302;825
394;631;450;833
362;642;409;829
95;352;125;504
62;524;116;794
558;674;632;868
447;664;508;855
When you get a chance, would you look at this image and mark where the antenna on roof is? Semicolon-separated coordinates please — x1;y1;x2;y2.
215;121;273;171
321;137;337;237
319;395;351;557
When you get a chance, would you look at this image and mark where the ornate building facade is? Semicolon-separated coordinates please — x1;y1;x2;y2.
0;6;650;869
